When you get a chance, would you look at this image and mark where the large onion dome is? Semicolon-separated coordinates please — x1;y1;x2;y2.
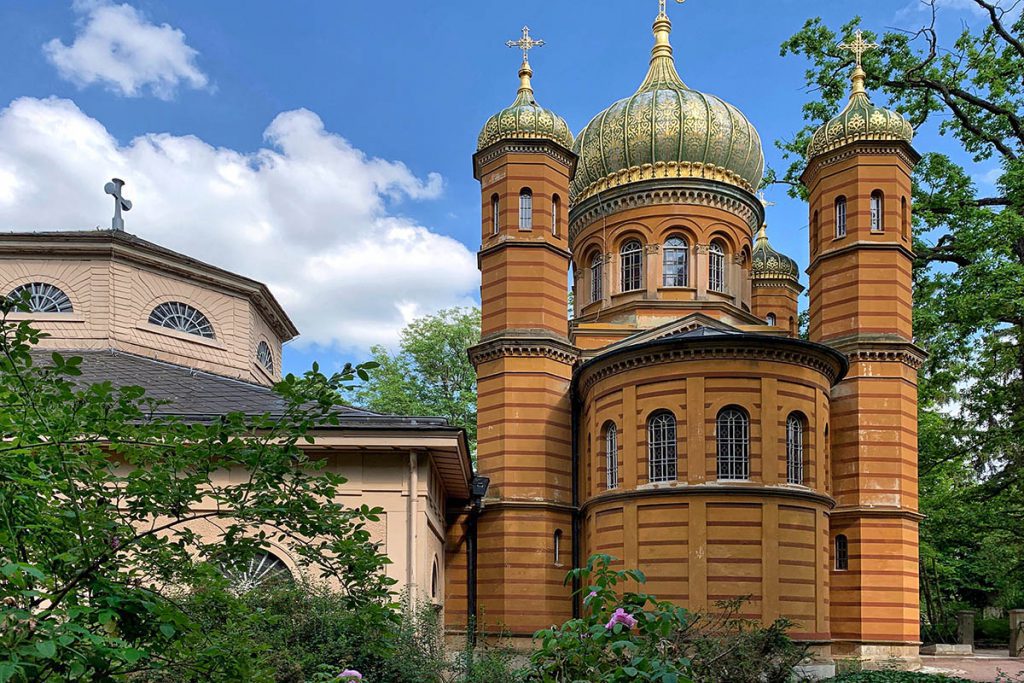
807;61;914;159
477;57;574;152
570;11;764;204
751;224;800;284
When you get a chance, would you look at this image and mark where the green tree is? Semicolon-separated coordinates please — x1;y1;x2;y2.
777;1;1024;614
349;307;480;451
0;299;392;681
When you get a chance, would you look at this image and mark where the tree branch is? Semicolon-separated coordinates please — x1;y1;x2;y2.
972;0;1024;61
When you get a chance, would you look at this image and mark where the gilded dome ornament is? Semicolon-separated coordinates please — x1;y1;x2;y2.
476;27;574;152
570;3;764;204
806;30;914;159
751;223;800;284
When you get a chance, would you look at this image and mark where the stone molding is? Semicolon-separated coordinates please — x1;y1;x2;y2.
473;139;577;180
477;238;572;263
801;140;921;185
830;506;925;522
807;239;916;273
826;336;928;370
469;334;580;367
482;500;577;514
568;178;764;247
580;483;836;515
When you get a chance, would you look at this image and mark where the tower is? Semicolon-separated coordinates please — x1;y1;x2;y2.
751;220;802;337
802;32;924;663
468;29;578;637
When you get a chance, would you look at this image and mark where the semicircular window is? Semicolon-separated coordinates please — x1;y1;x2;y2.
219;550;292;593
7;282;73;313
148;302;215;339
256;340;274;374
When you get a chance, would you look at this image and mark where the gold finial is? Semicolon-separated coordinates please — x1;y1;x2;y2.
756;191;774;239
838;29;878;98
507;26;544;66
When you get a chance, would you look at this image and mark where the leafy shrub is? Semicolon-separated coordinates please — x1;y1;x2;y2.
976;617;1011;645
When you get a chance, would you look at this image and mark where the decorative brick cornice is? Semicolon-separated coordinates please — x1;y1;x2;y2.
830;506;925;522
825;336;928;370
574;334;847;396
568;178;763;247
581;483;835;515
801;140;920;185
807;239;916;273
473;139;577;180
469;333;580;368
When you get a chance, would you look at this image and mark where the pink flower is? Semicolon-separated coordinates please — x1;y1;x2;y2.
338;670;363;681
605;608;638;630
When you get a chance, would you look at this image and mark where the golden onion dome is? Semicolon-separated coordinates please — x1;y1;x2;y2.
570;11;764;204
477;57;574;152
751;224;799;284
807;52;914;159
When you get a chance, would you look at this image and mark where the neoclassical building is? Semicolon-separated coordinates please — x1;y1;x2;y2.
448;7;923;667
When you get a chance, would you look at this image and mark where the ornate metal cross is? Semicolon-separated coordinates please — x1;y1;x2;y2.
507;26;544;63
658;0;685;16
104;178;132;231
838;29;879;68
758;191;776;209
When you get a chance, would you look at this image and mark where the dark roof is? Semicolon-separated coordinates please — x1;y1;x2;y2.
663;326;742;339
32;349;454;429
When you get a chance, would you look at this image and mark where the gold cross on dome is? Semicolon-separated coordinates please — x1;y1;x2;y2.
507;26;544;64
838;29;879;68
658;0;686;16
758;191;776;209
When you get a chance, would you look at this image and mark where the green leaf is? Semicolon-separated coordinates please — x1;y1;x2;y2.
35;640;56;659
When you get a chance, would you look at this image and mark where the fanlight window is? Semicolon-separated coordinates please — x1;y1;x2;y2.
621;240;643;293
647;411;677;483
605;422;618;490
835;535;849;571
149;302;215;339
256;340;274;374
870;191;884;232
7;282;73;313
220;551;292;593
709;242;726;293
590;253;604;303
663;236;689;287
519;188;533;230
786;413;805;485
716;407;750;481
835;196;848;239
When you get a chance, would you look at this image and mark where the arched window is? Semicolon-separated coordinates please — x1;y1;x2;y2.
620;240;643;292
7;282;73;313
835;534;849;571
149;302;215;339
256;340;274;374
812;210;820;254
716;407;749;481
870;191;884;232
647;411;677;483
491;194;500;235
519;188;533;230
766;313;777;327
835;196;847;239
786;413;805;485
553;529;563;566
219;550;292;593
605;422;618;490
662;235;689;287
431;557;440;600
590;252;604;303
709;241;726;293
552;194;561;236
901;196;909;241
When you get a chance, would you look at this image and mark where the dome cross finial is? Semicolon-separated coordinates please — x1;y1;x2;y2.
838;29;878;68
507;26;544;66
658;0;685;17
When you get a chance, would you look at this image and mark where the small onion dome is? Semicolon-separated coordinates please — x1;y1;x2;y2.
751;224;800;284
570;11;764;204
807;64;914;159
477;59;574;152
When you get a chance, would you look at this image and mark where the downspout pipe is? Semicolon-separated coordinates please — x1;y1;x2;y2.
571;382;582;619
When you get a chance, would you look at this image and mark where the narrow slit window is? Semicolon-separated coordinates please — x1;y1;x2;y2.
491;194;500;235
870;191;884;232
591;253;604;303
519;188;533;231
553;529;563;566
835;534;849;570
709;242;726;293
605;422;618;490
786;413;805;485
835;196;847;239
552;194;561;236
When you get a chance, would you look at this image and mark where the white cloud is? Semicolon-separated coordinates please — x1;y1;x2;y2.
0;96;478;350
44;1;208;99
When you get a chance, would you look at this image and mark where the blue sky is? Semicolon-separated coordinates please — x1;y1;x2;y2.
0;0;1006;376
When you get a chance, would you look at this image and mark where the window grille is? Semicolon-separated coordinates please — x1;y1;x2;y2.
835;535;849;570
149;302;215;339
709;242;726;293
219;551;292;593
605;422;618;489
621;240;643;292
647;411;677;483
663;236;689;287
716;407;749;480
519;189;533;230
256;340;274;374
591;253;603;303
7;282;73;313
835;197;847;238
787;413;804;485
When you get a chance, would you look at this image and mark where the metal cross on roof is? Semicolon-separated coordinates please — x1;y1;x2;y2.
758;191;776;209
658;0;685;16
838;29;879;68
507;26;544;64
103;178;132;231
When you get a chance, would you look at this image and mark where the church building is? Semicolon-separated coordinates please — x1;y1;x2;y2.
448;3;924;666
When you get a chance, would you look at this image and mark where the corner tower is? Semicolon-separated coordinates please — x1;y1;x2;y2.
751;220;802;337
802;31;924;663
469;29;578;637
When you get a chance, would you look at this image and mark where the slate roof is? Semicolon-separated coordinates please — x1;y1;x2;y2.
32;349;453;429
